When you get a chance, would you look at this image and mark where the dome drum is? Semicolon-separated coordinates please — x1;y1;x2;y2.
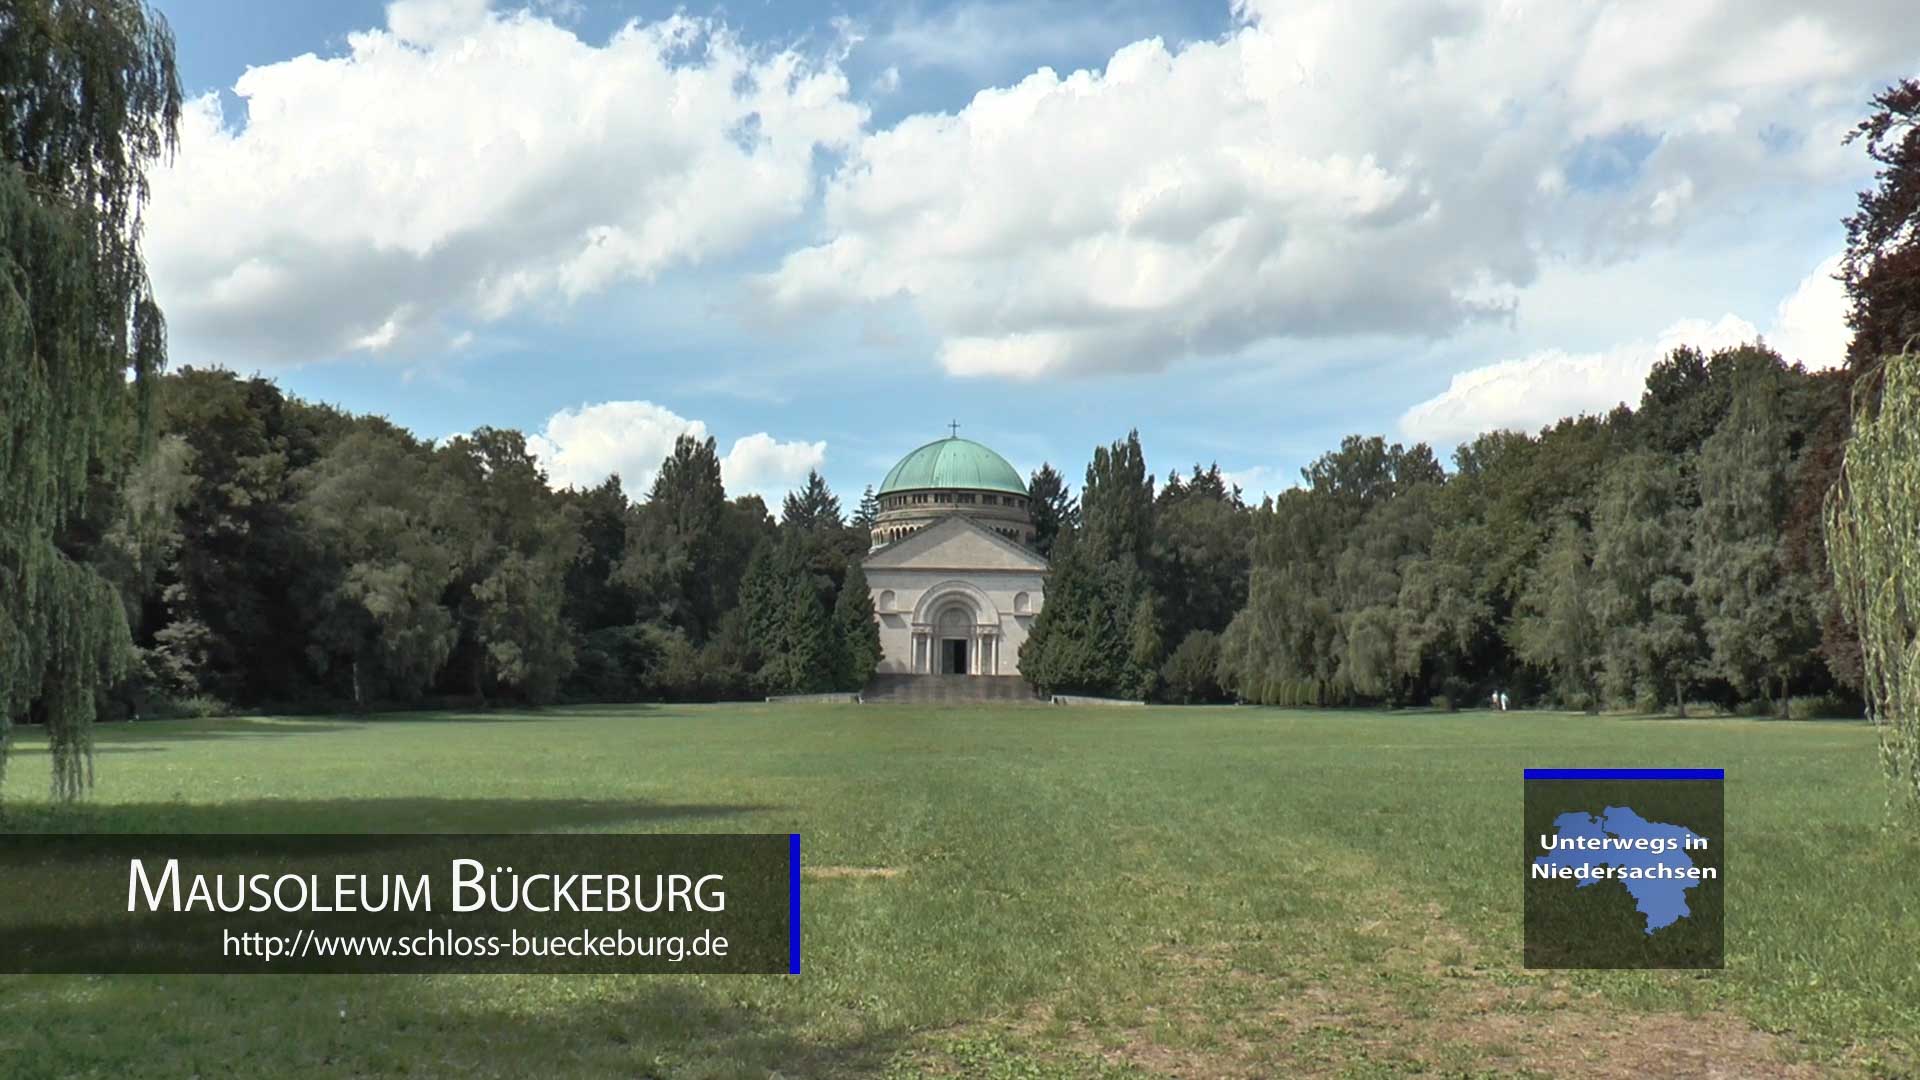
870;436;1035;550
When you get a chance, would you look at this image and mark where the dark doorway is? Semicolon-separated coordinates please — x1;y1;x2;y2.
942;639;969;675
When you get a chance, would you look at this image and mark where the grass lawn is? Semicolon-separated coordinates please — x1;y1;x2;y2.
2;704;1916;1078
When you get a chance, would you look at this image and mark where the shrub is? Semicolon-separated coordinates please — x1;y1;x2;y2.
1788;694;1863;721
566;625;665;702
158;694;230;720
1161;630;1226;704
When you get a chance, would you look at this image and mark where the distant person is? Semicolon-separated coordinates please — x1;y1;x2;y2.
1499;690;1510;712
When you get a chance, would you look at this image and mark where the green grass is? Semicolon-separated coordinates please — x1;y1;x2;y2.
2;704;1915;1078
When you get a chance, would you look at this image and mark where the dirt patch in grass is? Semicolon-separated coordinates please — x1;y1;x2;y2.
942;957;1851;1079
1423;1005;1834;1079
803;866;903;880
897;893;1885;1079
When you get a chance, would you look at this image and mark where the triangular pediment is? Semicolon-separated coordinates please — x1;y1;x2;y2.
863;515;1049;572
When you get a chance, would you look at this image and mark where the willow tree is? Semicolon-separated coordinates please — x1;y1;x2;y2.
0;1;182;798
1826;350;1920;814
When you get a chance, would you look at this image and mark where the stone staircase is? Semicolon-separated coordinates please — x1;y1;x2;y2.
861;673;1042;706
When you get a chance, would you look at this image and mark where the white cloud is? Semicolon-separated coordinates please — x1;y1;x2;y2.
524;400;825;501
386;0;490;45
769;0;1917;378
1768;254;1850;371
1221;464;1288;500
719;432;831;498
1398;252;1851;446
145;1;865;365
1398;315;1760;447
875;2;1170;79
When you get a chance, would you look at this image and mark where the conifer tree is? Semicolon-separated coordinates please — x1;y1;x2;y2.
780;469;842;531
1019;434;1156;696
1026;463;1078;557
1126;593;1163;701
850;485;880;535
833;561;881;690
738;541;786;667
773;571;833;693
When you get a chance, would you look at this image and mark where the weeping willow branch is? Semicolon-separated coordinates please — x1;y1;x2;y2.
1826;349;1920;816
0;0;180;802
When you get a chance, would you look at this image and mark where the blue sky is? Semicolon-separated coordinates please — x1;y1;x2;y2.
143;0;1911;503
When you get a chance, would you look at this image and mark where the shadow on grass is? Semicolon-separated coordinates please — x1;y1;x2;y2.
14;717;366;747
0;796;777;834
7;745;168;756
432;981;907;1079
0;972;905;1079
345;702;745;724
20;704;690;746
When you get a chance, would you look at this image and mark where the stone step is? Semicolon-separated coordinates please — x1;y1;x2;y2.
861;673;1042;705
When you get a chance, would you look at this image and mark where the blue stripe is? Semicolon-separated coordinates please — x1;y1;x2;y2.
1524;768;1723;780
788;833;801;975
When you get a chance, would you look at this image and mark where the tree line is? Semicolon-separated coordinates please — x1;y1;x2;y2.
1022;346;1859;716
87;369;884;717
5;0;1919;808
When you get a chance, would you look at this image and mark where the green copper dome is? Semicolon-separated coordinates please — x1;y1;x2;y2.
879;436;1027;497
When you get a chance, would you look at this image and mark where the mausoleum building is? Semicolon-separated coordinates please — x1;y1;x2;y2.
863;435;1048;678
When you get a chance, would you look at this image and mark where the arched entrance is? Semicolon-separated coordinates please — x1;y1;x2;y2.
908;580;1003;676
935;603;973;674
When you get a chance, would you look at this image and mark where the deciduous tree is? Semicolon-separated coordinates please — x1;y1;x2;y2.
1590;452;1705;714
1827;348;1920;813
1842;79;1920;375
1511;519;1602;710
296;431;460;706
1693;370;1820;715
1;0;182;796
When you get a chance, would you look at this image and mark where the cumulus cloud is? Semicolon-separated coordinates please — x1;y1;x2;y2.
145;0;865;365
525;400;826;500
874;2;1173;79
1398;254;1851;446
1221;464;1288;500
1767;254;1850;372
1398;315;1760;448
769;0;1917;378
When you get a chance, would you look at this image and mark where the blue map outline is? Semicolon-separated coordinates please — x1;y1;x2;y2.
1532;806;1708;934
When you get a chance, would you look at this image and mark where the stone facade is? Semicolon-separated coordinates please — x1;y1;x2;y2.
863;515;1047;678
